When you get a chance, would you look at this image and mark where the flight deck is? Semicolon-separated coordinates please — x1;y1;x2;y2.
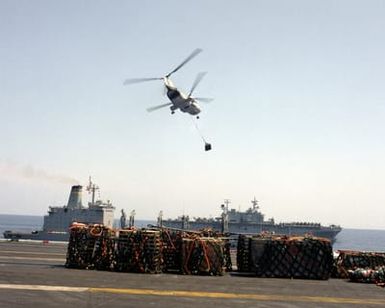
0;240;384;307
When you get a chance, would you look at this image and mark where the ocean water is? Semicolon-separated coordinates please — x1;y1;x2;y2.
0;214;156;237
0;214;384;252
0;214;43;235
333;228;385;252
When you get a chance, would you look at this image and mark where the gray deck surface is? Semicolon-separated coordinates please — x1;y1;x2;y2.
0;240;384;307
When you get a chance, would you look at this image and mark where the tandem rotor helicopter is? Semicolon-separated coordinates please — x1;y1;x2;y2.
123;48;213;151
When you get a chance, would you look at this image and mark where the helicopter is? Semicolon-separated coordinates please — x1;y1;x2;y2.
123;48;213;119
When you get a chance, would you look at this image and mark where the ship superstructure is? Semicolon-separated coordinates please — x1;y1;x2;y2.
162;198;342;242
3;178;115;241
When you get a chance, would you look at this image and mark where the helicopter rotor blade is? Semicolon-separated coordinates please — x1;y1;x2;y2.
193;97;214;103
188;72;207;97
146;102;173;112
123;77;162;85
166;48;203;77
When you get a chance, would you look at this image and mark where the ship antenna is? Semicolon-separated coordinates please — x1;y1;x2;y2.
251;197;259;211
86;176;99;206
223;199;230;212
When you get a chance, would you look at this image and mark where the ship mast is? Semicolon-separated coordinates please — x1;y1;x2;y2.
251;197;259;212
223;199;231;212
221;199;230;234
86;176;99;206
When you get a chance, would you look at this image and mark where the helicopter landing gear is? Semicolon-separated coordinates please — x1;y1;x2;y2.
171;111;175;114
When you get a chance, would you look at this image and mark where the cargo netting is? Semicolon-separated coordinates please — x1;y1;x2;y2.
181;237;225;275
332;250;385;281
115;229;163;273
65;223;115;270
237;234;333;280
65;223;231;276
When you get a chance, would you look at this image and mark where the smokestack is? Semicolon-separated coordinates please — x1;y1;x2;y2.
67;185;83;209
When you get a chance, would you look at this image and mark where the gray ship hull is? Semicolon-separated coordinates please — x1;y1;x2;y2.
3;230;69;242
162;221;341;241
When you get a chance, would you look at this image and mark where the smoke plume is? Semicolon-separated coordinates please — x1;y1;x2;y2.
0;160;79;184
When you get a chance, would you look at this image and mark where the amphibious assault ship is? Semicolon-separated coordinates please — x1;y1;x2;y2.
3;178;115;241
162;198;341;242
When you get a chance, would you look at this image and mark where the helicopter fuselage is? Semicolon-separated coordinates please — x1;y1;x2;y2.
164;78;201;116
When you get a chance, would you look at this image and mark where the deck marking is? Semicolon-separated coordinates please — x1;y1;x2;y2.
0;284;384;305
89;287;385;305
0;250;64;256
0;284;87;292
0;256;65;262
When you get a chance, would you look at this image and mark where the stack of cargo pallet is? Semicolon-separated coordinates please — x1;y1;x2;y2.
93;225;116;270
181;237;225;275
115;229;143;272
161;229;183;273
159;228;229;275
115;228;163;273
195;229;232;272
237;234;252;272
223;238;233;272
237;234;276;273
237;234;333;280
142;229;163;274
66;224;229;276
333;250;385;279
65;223;115;270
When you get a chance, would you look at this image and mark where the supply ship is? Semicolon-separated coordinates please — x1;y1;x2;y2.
3;178;115;241
162;198;341;242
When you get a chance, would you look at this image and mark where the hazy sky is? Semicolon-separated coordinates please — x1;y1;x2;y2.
1;0;385;229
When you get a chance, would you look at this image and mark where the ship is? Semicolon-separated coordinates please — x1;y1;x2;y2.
3;178;115;241
161;198;342;242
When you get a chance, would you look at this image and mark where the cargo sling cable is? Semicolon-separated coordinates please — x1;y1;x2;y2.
189;116;212;151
